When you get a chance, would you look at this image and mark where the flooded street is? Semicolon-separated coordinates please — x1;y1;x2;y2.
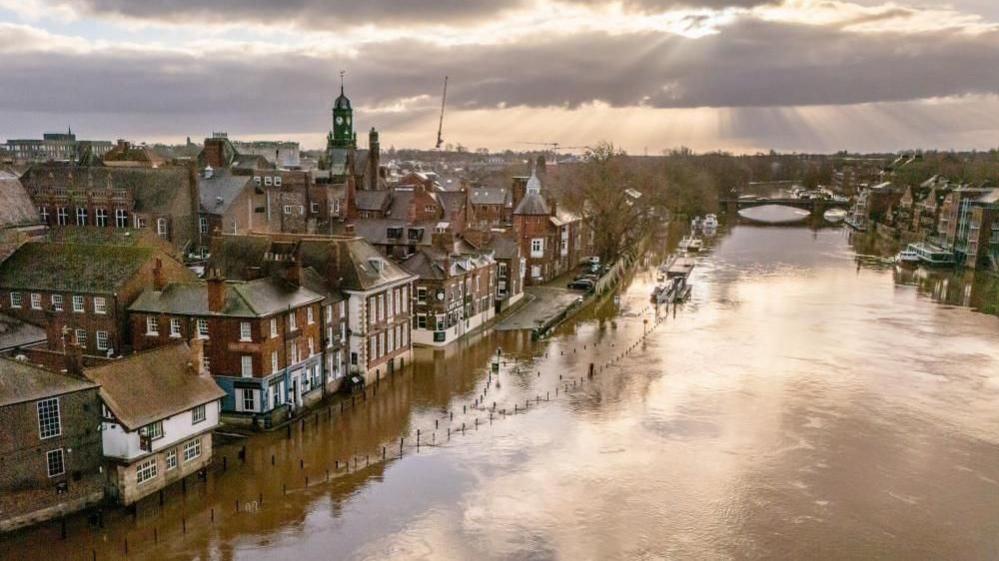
6;214;999;561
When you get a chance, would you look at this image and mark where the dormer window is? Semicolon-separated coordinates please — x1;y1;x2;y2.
368;258;384;273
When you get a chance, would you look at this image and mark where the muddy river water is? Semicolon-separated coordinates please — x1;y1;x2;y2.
5;213;999;560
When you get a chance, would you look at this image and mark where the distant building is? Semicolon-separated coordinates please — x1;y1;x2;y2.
100;140;167;168
0;352;103;532
20;163;200;254
85;342;225;505
512;169;588;285
5;130;113;163
232;140;301;169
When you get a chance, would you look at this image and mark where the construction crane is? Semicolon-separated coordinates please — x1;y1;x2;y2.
435;75;448;150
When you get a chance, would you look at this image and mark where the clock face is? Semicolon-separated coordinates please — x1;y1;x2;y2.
335;116;344;125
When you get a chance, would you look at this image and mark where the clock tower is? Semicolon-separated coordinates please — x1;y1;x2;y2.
328;72;356;150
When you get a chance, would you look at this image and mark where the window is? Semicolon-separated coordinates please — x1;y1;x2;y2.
72;295;84;313
10;292;22;308
115;209;128;228
270;318;278;338
241;389;256;412
39;207;50;222
146;316;159;335
402;324;408;347
46;449;65;478
273;176;282;187
170;318;182;338
202;354;211;374
331;198;341;216
199;216;208;234
75;329;87;348
165;449;178;471
288;312;297;331
308;337;315;356
134;216;147;229
531;238;544;257
290;343;299;365
51;294;63;311
140;421;164;441
56;207;68;225
417;314;427;329
192;404;206;424
96;331;109;351
136;458;157;485
37;398;61;439
311;202;320;214
93;296;107;314
76;207;88;226
184;438;203;462
264;176;273;186
156;218;168;238
95;207;108;227
241;356;253;378
253;176;261;185
531;265;542;279
30;293;41;310
271;351;279;373
197;319;209;338
240;321;252;341
307;306;314;325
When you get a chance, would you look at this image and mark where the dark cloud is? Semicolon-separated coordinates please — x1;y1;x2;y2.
1;17;998;141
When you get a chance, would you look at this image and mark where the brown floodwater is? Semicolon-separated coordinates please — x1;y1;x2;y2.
4;211;999;560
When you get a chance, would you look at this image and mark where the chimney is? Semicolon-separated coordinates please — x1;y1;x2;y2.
152;257;166;291
512;177;527;211
206;268;226;313
368;127;380;190
64;330;84;377
188;338;205;376
548;197;558;217
432;230;454;253
286;243;303;286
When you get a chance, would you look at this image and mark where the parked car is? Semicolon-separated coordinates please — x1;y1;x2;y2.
575;273;599;281
567;278;595;291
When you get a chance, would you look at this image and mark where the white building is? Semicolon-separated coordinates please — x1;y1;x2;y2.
85;341;225;505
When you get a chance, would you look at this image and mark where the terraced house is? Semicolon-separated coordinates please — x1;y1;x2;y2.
128;265;328;428
0;237;194;359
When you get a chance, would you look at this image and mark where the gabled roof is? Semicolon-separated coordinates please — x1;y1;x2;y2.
0;357;97;408
487;234;520;260
0;241;161;293
129;276;324;318
319;237;414;292
352;218;434;246
85;343;225;430
438;191;466;214
0;312;46;351
400;250;447;280
20;164;191;213
0;171;41;229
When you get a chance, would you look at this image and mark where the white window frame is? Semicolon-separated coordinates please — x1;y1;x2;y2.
192;404;206;424
183;438;202;463
288;312;297;331
72;295;84;313
95;207;108;227
146;316;159;336
57;207;68;225
170;318;182;338
307;306;314;325
30;293;41;310
93;296;107;315
530;238;544;258
76;207;88;226
46;449;65;478
37;398;62;439
136;458;157;485
239;321;252;342
51;294;63;311
165;449;178;471
115;208;128;228
271;351;279;373
197;318;209;338
270;318;278;338
96;330;110;351
241;355;253;378
75;328;87;348
10;291;22;309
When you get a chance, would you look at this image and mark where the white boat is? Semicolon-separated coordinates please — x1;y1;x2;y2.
894;248;920;266
703;214;719;229
907;242;956;267
824;208;847;223
687;238;703;252
690;216;702;231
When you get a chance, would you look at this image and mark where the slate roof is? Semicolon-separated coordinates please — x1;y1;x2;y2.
0;241;158;293
307;237;414;292
0;313;46;351
352;218;434;246
469;187;510;206
513;192;550;215
356;190;391;212
438;191;466;214
0;357;97;408
0;171;41;229
487;234;520;260
198;171;254;215
400;250;446;280
130;276;324;318
85;343;225;430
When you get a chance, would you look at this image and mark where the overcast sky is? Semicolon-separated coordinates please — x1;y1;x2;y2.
2;0;998;154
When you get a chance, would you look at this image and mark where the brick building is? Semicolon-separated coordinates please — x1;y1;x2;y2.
209;234;414;383
512;169;588;285
401;231;496;346
128;267;327;427
467;186;513;229
85;342;225;505
0;352;103;532
0;238;195;357
20;163;199;255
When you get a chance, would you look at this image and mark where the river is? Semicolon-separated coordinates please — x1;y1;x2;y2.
4;206;999;560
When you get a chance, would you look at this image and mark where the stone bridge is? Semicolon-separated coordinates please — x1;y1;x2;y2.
720;197;850;218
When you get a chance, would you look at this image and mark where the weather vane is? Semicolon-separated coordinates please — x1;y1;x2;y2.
339;70;346;93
